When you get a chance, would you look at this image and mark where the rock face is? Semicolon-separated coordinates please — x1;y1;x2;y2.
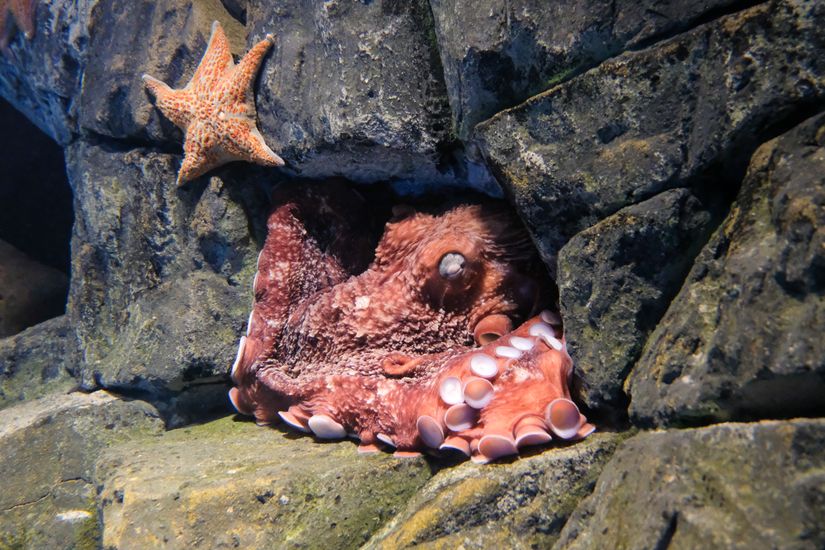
365;434;623;549
554;419;825;550
0;0;91;144
66;140;268;416
430;0;741;140
476;0;825;271
558;189;718;417
247;0;460;188
0;239;69;337
0;392;163;549
0;315;78;410
96;416;433;549
627;112;825;426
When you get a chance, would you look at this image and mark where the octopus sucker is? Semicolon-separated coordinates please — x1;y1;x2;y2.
230;181;594;462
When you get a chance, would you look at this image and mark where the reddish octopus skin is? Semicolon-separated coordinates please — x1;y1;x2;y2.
229;183;594;463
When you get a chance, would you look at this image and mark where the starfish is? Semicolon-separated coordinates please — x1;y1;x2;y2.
0;0;36;54
142;21;284;186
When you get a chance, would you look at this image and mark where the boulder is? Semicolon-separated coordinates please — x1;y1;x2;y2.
247;0;467;189
475;0;825;272
66;139;269;416
365;433;623;549
96;416;433;549
626;112;825;426
0;0;91;144
430;0;741;140
0;315;78;410
554;419;825;549
0;239;68;337
558;189;718;418
0;391;163;549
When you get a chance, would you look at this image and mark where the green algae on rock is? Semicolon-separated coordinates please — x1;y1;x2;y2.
96;416;434;549
554;419;825;549
626;112;825;426
365;433;624;549
558;188;719;419
0;392;164;549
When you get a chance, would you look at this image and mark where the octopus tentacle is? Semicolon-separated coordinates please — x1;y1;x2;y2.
247;317;593;462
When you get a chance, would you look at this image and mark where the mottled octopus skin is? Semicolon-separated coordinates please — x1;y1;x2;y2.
230;183;594;462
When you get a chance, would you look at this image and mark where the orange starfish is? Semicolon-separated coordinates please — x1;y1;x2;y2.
142;21;284;186
0;0;36;54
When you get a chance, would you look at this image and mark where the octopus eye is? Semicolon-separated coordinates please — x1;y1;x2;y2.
438;252;466;280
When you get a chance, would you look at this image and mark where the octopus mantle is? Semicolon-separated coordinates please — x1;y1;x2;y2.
230;183;594;463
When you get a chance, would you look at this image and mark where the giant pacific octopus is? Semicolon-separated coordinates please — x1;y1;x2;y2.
230;183;594;463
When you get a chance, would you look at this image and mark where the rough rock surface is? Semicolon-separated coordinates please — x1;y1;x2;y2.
96;416;433;549
0;392;163;549
554;419;825;550
0;239;69;337
0;315;78;410
247;0;462;188
67;140;269;413
627;112;825;426
476;0;825;272
0;0;92;144
365;433;623;550
558;189;718;417
430;0;741;140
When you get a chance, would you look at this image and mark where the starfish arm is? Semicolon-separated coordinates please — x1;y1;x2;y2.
190;20;234;93
220;117;284;167
177;121;230;185
10;0;34;38
142;74;195;129
219;33;274;106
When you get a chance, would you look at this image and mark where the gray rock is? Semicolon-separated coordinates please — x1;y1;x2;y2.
365;434;623;550
431;0;741;140
0;0;92;144
476;0;825;273
626;112;825;426
558;189;717;418
0;315;79;411
79;0;245;142
96;416;433;549
0;239;68;337
66;140;269;412
554;419;825;550
0;391;163;550
248;0;464;189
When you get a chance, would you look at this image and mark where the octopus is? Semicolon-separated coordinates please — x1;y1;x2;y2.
229;182;594;463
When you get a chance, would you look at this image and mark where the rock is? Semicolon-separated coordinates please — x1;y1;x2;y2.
0;391;163;549
558;189;718;418
430;0;741;140
79;0;245;142
476;0;825;272
0;315;79;410
365;434;623;549
554;419;825;549
96;416;433;549
626;112;825;426
0;0;91;144
66;139;269;415
0;239;68;337
247;0;464;189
